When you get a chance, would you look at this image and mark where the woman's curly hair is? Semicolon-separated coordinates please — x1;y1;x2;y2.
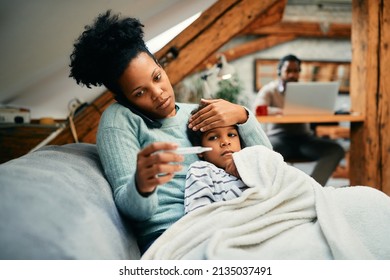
69;10;154;95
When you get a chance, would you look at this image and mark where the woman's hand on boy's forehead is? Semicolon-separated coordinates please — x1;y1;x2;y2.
188;99;248;132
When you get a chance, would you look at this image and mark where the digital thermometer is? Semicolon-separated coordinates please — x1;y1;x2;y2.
174;146;212;154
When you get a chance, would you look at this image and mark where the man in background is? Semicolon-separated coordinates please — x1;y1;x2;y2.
252;54;345;186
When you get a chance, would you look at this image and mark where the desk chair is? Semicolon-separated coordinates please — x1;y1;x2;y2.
316;125;350;178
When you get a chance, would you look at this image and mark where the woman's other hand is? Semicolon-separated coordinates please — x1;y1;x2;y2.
135;142;184;196
188;99;248;132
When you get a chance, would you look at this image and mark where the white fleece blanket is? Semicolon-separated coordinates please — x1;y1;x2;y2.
142;146;390;260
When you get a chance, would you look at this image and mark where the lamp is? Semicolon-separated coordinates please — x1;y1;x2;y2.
217;54;235;80
200;54;236;99
201;76;212;99
201;64;219;99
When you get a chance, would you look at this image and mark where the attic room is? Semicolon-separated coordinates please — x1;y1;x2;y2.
0;0;390;260
1;0;388;192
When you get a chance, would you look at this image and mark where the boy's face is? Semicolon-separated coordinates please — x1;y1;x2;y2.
200;126;241;169
118;52;176;119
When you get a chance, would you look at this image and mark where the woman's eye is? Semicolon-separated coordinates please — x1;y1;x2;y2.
154;73;161;81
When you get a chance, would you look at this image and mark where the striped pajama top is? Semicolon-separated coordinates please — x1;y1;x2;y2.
184;160;248;214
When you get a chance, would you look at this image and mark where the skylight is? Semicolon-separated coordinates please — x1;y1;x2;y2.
146;12;201;54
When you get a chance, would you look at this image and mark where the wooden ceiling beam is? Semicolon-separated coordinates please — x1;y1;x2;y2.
241;0;290;31
155;0;239;63
48;91;115;145
194;21;350;72
157;0;287;86
188;19;350;74
245;21;351;38
194;34;296;72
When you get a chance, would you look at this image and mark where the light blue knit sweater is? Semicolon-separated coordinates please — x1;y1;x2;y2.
97;102;272;248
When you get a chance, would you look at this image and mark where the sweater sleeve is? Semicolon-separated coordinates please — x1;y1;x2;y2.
236;107;272;150
97;105;158;221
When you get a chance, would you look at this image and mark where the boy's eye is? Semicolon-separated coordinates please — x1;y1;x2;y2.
228;133;237;137
207;135;218;141
134;89;145;97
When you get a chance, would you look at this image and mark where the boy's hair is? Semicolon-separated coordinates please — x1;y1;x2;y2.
186;105;206;147
69;10;156;99
186;104;245;148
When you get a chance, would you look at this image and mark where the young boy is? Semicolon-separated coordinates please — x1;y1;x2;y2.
185;106;248;214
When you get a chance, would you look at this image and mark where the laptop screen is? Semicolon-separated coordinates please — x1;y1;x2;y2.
283;82;339;115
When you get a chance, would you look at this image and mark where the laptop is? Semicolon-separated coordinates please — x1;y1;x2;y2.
283;81;339;115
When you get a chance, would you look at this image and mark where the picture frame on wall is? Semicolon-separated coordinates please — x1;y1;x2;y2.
254;59;351;93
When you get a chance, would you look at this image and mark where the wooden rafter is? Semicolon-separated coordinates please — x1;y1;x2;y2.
193;34;296;72
157;0;287;87
190;20;350;73
190;20;351;73
155;0;239;62
244;21;351;38
242;0;288;31
48;91;115;145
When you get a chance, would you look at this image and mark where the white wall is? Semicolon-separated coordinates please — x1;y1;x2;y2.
0;0;216;119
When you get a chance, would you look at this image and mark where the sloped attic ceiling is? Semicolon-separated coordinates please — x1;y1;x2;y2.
0;0;350;120
0;0;216;119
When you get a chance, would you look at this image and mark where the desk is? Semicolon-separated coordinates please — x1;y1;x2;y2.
256;113;365;124
256;113;365;182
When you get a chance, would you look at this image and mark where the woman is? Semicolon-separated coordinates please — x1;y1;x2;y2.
69;10;271;253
